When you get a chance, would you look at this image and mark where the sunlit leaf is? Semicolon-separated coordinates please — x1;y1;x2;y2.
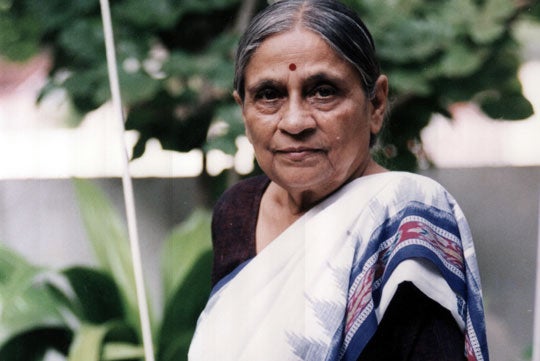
161;209;212;302
386;68;431;96
0;245;66;346
102;342;145;361
470;0;515;44
435;44;487;77
68;323;109;361
73;179;142;336
68;322;142;361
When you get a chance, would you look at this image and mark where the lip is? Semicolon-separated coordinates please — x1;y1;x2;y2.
274;147;324;161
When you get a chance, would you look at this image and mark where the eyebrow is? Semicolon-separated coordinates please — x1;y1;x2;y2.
245;79;283;96
246;72;343;94
303;72;342;86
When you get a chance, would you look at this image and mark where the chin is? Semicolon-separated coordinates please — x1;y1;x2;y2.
272;171;339;193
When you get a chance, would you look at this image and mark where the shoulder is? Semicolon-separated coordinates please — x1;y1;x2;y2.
368;171;457;213
213;174;270;217
358;172;467;257
211;173;270;244
380;171;449;196
210;174;270;285
346;172;464;246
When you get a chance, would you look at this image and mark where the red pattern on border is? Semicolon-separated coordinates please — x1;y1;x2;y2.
345;220;465;335
465;333;478;361
397;221;463;269
345;266;375;332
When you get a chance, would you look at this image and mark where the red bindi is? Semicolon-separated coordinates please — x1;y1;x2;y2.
289;63;297;71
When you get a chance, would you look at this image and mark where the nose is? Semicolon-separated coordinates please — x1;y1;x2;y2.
277;97;316;136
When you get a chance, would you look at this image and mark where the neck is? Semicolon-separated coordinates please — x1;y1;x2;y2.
273;159;387;215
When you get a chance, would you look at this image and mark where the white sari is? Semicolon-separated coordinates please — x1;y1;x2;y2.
189;172;489;361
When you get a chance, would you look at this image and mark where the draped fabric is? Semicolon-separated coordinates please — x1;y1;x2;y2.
188;172;489;361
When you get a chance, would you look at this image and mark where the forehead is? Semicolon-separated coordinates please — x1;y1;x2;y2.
244;28;359;84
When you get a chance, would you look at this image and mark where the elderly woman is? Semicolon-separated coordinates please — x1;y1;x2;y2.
189;0;489;360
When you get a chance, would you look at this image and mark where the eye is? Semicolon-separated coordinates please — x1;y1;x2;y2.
310;85;337;99
255;87;282;101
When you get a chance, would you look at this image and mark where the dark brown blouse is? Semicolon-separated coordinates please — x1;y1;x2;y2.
210;175;466;361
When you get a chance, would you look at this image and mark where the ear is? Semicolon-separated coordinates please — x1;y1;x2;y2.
369;75;388;135
233;90;243;107
233;90;253;142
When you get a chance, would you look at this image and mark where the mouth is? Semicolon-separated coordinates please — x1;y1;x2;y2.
273;147;324;161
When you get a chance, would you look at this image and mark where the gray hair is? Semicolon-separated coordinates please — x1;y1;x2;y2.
234;0;381;101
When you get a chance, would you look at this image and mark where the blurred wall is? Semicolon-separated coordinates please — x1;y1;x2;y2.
422;167;540;361
1;167;539;361
0;177;199;308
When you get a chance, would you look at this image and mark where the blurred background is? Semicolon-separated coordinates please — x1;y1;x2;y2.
1;0;539;360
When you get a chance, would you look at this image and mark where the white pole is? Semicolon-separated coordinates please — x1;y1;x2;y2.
98;1;155;360
532;188;540;361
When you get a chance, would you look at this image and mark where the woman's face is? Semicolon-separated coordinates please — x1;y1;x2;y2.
236;28;387;196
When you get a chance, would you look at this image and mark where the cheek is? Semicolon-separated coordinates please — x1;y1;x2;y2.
244;123;273;158
244;121;261;143
327;115;371;158
242;112;260;144
244;111;276;142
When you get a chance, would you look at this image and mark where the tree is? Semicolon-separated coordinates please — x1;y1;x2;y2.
1;0;537;183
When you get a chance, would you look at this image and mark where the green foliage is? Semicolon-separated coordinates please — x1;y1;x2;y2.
158;209;212;361
0;328;71;361
360;0;535;169
158;252;212;361
0;244;71;361
73;179;141;334
0;180;213;361
0;0;536;171
62;267;126;324
161;209;212;302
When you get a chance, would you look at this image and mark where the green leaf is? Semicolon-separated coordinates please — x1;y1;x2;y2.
102;342;145;361
0;245;66;346
470;0;515;44
0;283;65;340
0;12;42;61
112;0;181;28
203;103;244;155
68;323;109;361
377;17;451;63
58;18;106;62
25;0;98;33
479;92;534;120
62;66;110;113
387;67;431;96
161;209;212;302
438;0;477;32
434;44;487;77
158;251;212;361
73;179;143;336
68;322;142;361
0;242;36;286
0;327;71;361
118;69;161;104
63;267;125;324
125;91;215;154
